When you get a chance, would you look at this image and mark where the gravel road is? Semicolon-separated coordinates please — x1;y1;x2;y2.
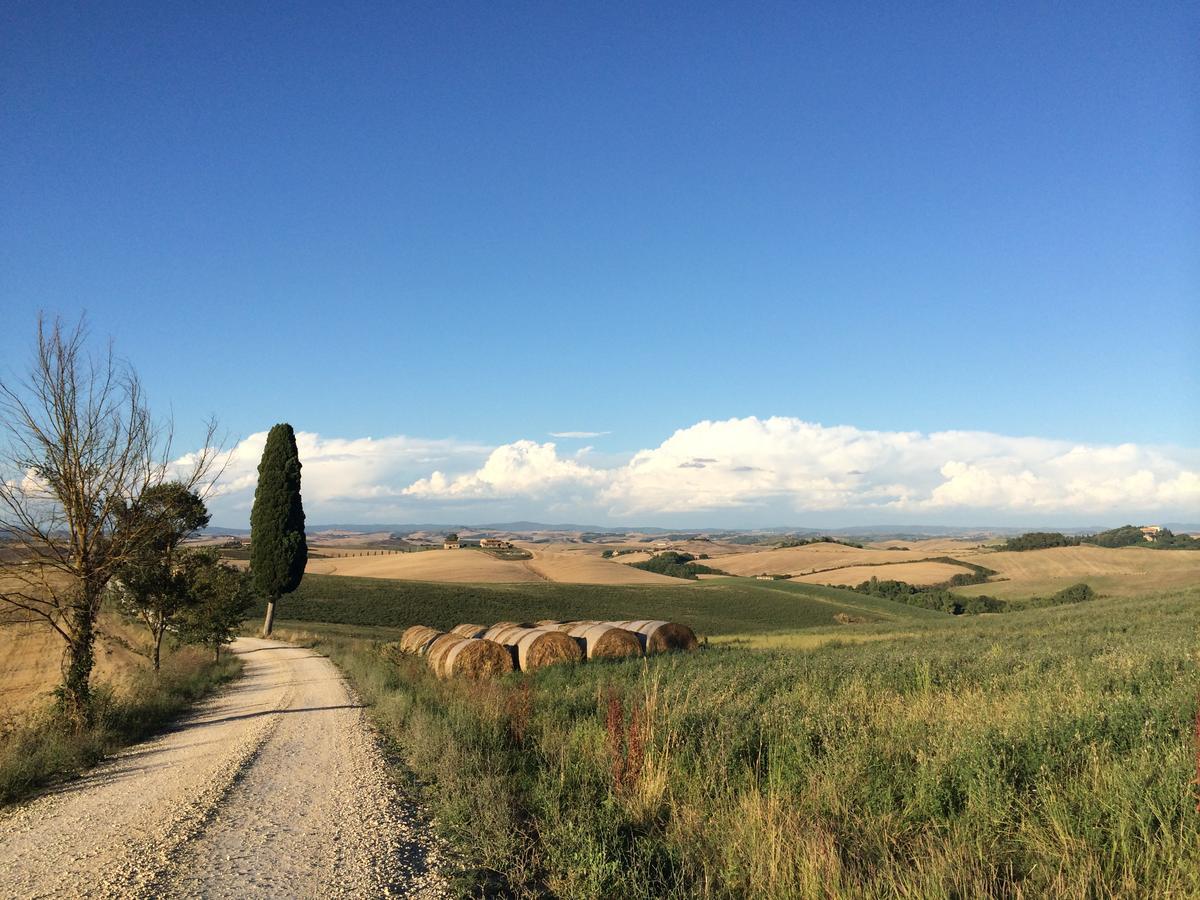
0;638;450;899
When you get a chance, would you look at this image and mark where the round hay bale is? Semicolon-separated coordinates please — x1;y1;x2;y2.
451;624;488;638
400;625;443;655
603;620;698;654
566;623;642;660
534;619;562;627
513;629;583;671
443;638;514;679
425;633;467;677
483;624;527;644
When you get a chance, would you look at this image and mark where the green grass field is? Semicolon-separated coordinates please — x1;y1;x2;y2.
271;576;1200;897
265;572;943;637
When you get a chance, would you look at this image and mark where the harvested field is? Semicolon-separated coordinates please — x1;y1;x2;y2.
791;560;975;587
951;545;1200;598
519;545;691;585
866;538;997;552
705;543;920;577
306;548;541;583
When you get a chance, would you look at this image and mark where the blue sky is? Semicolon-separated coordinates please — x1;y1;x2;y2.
2;2;1196;526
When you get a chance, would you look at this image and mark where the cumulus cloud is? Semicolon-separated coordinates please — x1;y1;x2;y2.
196;417;1200;524
403;440;606;504
598;418;1200;516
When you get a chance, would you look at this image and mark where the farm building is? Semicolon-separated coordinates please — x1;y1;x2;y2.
443;539;461;550
480;538;513;549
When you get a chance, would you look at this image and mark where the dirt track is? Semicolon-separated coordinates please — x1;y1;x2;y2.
0;638;448;899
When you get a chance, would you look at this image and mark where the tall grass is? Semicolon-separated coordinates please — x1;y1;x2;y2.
0;646;241;806
287;587;1200;897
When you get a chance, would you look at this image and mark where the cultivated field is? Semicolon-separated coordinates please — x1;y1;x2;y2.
304;544;693;586
306;547;543;583
520;545;689;585
955;544;1200;596
790;559;974;587
704;543;923;577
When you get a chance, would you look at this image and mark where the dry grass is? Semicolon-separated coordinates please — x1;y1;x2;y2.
0;617;148;727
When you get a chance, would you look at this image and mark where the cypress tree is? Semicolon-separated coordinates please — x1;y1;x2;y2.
250;423;307;635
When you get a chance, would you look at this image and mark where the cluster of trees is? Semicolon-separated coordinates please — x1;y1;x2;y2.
0;316;307;728
850;576;1097;615
775;536;864;549
1003;526;1199;552
1000;532;1082;552
850;577;1004;615
109;482;255;668
630;551;727;580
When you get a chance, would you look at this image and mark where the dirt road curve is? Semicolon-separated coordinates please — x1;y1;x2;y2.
0;638;449;899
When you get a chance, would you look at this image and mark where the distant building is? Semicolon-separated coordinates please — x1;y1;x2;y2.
443;539;461;550
1140;525;1162;541
480;538;513;549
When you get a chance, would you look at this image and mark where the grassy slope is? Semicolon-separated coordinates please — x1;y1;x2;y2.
265;572;943;636
287;587;1200;897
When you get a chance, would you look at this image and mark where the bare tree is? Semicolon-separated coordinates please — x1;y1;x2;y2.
0;315;220;727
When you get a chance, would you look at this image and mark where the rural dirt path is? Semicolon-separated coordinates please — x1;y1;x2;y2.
0;638;449;899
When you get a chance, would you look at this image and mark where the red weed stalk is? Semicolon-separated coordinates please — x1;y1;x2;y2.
606;689;625;789
605;689;644;795
1194;698;1199;813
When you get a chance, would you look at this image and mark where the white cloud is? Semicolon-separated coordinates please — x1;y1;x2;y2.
548;430;610;439
195;417;1200;525
403;440;606;503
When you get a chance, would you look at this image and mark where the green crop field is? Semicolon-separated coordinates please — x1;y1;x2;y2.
263;572;943;637
269;575;1200;898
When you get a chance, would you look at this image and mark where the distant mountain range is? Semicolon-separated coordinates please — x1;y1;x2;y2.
199;521;1200;539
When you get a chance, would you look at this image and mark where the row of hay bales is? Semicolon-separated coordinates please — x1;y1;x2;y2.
398;619;698;679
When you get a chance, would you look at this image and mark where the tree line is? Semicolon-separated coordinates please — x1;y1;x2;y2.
1002;526;1199;552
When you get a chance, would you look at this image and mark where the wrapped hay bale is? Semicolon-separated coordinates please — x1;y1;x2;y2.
565;623;642;660
400;625;443;655
425;633;467;677
451;624;488;638
604;620;698;654
442;638;514;680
